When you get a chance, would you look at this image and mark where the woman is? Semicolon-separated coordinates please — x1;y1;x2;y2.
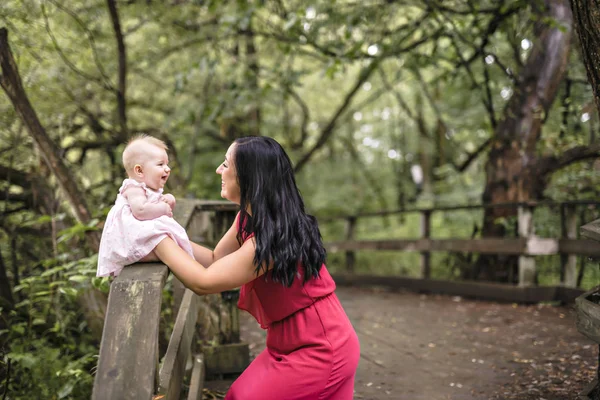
154;136;360;400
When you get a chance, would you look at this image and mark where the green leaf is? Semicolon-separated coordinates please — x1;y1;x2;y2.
41;266;65;277
68;275;88;283
58;382;75;399
8;352;37;369
59;287;79;297
11;324;25;335
15;299;31;308
283;13;298;31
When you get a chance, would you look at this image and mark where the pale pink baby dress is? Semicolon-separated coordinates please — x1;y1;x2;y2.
97;178;194;277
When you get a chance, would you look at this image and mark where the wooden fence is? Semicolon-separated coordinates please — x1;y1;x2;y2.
91;199;600;398
321;200;600;303
92;200;237;400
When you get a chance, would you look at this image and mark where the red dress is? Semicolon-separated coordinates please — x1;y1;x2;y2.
225;242;360;399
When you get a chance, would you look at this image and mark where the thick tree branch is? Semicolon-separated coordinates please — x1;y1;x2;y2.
339;134;389;212
461;2;525;67
481;57;497;129
294;59;381;172
106;0;128;137
538;142;600;175
451;137;493;173
570;0;600;116
257;7;434;61
47;0;113;84
378;69;414;119
41;4;114;92
0;28;99;250
286;86;310;150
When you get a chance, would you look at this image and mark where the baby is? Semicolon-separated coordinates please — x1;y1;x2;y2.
96;134;194;277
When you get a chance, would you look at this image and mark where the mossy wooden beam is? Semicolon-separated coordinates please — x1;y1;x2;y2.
92;264;168;400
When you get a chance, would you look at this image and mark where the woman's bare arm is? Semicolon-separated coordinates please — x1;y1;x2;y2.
153;236;266;295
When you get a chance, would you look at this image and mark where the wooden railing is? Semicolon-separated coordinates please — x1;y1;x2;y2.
91;199;600;398
321;200;600;303
92;200;237;400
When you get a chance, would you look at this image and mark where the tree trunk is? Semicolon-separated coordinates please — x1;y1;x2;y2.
0;247;13;331
218;20;262;141
570;0;600;116
475;0;572;281
106;0;128;137
0;28;106;338
244;20;261;137
415;94;434;202
0;28;100;250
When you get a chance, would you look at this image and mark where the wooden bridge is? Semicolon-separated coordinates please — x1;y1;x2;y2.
91;200;600;399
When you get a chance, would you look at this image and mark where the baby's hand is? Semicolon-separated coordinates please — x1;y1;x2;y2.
161;194;176;211
161;201;173;218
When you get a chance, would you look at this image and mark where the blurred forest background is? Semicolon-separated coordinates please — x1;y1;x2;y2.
2;0;600;398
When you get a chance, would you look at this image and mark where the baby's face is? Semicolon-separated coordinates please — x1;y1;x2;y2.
137;144;170;191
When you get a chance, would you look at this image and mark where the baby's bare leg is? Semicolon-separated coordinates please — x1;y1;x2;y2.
139;251;159;262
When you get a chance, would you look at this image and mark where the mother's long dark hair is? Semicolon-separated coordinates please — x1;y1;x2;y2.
234;136;326;286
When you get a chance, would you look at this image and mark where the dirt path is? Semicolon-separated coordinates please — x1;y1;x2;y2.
206;286;597;400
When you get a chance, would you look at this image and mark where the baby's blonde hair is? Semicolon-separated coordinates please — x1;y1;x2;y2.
122;134;168;174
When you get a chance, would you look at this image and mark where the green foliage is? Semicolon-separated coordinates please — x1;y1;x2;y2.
2;0;600;395
1;220;104;399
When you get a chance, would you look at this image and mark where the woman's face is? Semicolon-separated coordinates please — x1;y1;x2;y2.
216;143;241;204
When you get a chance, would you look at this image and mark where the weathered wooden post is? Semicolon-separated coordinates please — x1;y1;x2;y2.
183;201;250;378
561;203;578;287
518;205;536;286
420;210;431;279
576;218;600;399
345;216;356;273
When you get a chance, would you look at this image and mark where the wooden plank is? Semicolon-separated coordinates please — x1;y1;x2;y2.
92;264;168;400
562;205;578;287
420;211;431;279
326;238;600;256
173;198;199;229
194;200;238;212
187;354;205;400
526;237;558;255
345;217;356;273
559;239;600;257
325;238;526;254
203;343;250;375
187;211;211;244
331;274;568;304
576;288;600;344
172;199;199;316
429;239;526;254
158;289;200;399
581;219;600;242
579;378;598;399
317;200;600;222
557;286;586;303
518;206;536;287
171;277;186;326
